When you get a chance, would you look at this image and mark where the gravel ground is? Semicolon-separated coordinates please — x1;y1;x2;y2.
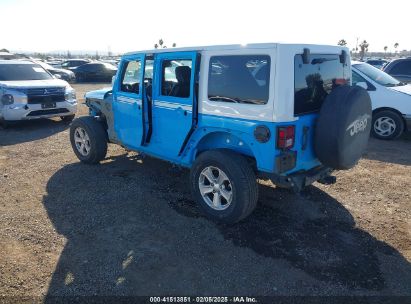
0;83;410;299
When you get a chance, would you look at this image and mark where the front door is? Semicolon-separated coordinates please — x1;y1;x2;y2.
113;54;145;149
149;52;197;160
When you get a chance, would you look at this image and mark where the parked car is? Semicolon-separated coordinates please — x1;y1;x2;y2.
0;60;77;126
69;43;372;224
383;58;411;83
365;59;388;70
60;59;91;70
352;61;411;139
34;60;76;82
73;62;118;82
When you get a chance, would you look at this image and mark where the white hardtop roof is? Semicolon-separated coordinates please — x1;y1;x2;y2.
124;43;345;56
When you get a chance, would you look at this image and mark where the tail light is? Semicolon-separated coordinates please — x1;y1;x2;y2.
277;125;295;149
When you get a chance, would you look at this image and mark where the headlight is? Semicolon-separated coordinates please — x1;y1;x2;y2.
64;88;76;101
1;94;14;105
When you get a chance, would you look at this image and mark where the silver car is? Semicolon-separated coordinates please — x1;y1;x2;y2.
0;60;77;126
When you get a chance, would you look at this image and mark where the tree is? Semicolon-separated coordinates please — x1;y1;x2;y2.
359;40;369;60
384;46;388;53
394;42;399;55
0;48;9;53
337;39;347;47
154;39;177;49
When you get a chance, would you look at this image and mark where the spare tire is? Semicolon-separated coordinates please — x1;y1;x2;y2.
314;85;372;170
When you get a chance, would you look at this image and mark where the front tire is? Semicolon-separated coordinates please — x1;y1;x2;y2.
70;117;108;164
190;150;258;224
371;110;404;140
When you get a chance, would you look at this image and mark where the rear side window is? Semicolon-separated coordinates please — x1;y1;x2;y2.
294;54;350;115
390;60;411;75
120;60;142;94
208;55;270;105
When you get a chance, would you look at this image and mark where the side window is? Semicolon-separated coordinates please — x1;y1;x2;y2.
352;71;366;85
160;59;192;98
208;55;270;105
61;62;69;68
120;60;142;94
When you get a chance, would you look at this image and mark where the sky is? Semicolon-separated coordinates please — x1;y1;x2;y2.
1;0;410;54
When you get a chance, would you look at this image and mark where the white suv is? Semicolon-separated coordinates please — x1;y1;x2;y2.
0;60;77;127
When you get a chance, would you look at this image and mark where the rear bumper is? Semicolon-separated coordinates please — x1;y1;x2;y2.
404;115;411;131
262;166;333;192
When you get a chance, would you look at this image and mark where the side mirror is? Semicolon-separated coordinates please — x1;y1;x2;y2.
111;76;116;87
53;74;62;79
356;82;368;90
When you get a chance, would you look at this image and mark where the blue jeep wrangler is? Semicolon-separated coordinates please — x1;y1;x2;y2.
69;43;372;223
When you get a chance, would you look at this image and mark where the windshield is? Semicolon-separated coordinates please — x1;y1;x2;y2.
0;64;53;81
353;63;402;87
102;62;117;70
35;61;54;70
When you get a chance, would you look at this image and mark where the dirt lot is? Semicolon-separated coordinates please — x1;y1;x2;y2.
0;83;411;299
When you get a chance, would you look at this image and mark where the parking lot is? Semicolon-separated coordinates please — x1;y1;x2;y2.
0;83;411;298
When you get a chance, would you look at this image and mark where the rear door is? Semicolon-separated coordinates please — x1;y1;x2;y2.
113;54;145;149
293;52;350;169
149;51;197;160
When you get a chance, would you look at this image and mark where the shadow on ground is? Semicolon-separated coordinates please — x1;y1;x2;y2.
43;153;411;297
363;136;411;166
0;119;69;146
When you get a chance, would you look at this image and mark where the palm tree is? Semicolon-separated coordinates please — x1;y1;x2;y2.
394;43;399;55
384;46;388;58
337;39;347;47
359;40;369;60
159;39;164;48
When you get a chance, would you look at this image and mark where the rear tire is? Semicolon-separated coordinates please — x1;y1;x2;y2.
190;150;258;224
70;117;107;164
371;110;404;140
61;114;75;122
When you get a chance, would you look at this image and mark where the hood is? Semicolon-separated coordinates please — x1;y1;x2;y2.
388;84;411;96
85;87;112;100
0;79;69;89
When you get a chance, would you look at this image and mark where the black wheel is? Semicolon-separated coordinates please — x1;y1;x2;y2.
371;110;404;140
61;114;75;122
190;150;258;224
69;117;108;164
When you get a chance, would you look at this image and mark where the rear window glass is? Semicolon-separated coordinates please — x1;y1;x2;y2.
208;55;270;105
294;54;350;115
390;60;411;75
0;64;53;81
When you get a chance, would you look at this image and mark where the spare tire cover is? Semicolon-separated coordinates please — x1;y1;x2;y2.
314;85;372;170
